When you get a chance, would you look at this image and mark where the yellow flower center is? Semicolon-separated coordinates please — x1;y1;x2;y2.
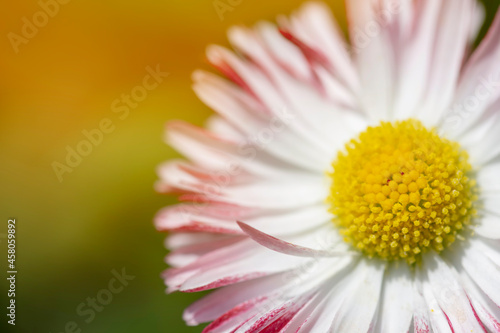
328;120;478;264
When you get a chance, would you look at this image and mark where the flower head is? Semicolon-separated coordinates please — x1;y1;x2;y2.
156;1;500;332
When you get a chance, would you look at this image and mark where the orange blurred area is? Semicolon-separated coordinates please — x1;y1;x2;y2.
0;0;347;175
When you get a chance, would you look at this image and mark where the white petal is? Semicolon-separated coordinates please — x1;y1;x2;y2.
458;268;500;333
201;297;268;333
156;204;241;234
183;273;287;325
467;114;500;166
251;22;312;82
423;253;484;331
280;293;325;333
449;238;500;308
477;162;500;194
241;204;332;236
193;64;335;170
192;69;265;118
157;202;332;237
166;118;325;174
472;237;500;271
282;2;359;92
164;240;257;292
419;278;453;333
237;222;353;258
413;279;434;333
167;236;244;267
474;211;500;239
313;64;358;109
347;0;397;122
206;115;245;142
374;263;413;333
290;259;366;332
416;0;475;127
440;8;500;137
186;264;329;330
179;242;310;292
167;232;236;250
228;24;368;145
231;256;356;333
393;0;441;121
156;160;328;209
237;297;308;333
277;257;359;332
206;44;361;162
329;260;385;332
221;31;367;154
483;192;500;217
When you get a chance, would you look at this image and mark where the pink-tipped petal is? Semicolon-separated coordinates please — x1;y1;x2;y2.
442;7;500;138
423;253;486;332
237;221;354;258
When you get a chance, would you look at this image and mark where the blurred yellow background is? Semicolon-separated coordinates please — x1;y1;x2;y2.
0;0;498;332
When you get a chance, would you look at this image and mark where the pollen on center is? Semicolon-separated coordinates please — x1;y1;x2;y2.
327;120;478;264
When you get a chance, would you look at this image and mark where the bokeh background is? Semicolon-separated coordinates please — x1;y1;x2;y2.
0;0;498;332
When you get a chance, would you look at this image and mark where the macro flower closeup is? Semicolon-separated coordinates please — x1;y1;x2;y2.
155;0;500;332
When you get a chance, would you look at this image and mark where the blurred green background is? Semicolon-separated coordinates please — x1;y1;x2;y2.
0;0;498;332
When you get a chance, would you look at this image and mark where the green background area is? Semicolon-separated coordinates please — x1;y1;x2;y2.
0;0;499;332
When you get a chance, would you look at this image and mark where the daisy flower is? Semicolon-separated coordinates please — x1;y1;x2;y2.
155;1;500;332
